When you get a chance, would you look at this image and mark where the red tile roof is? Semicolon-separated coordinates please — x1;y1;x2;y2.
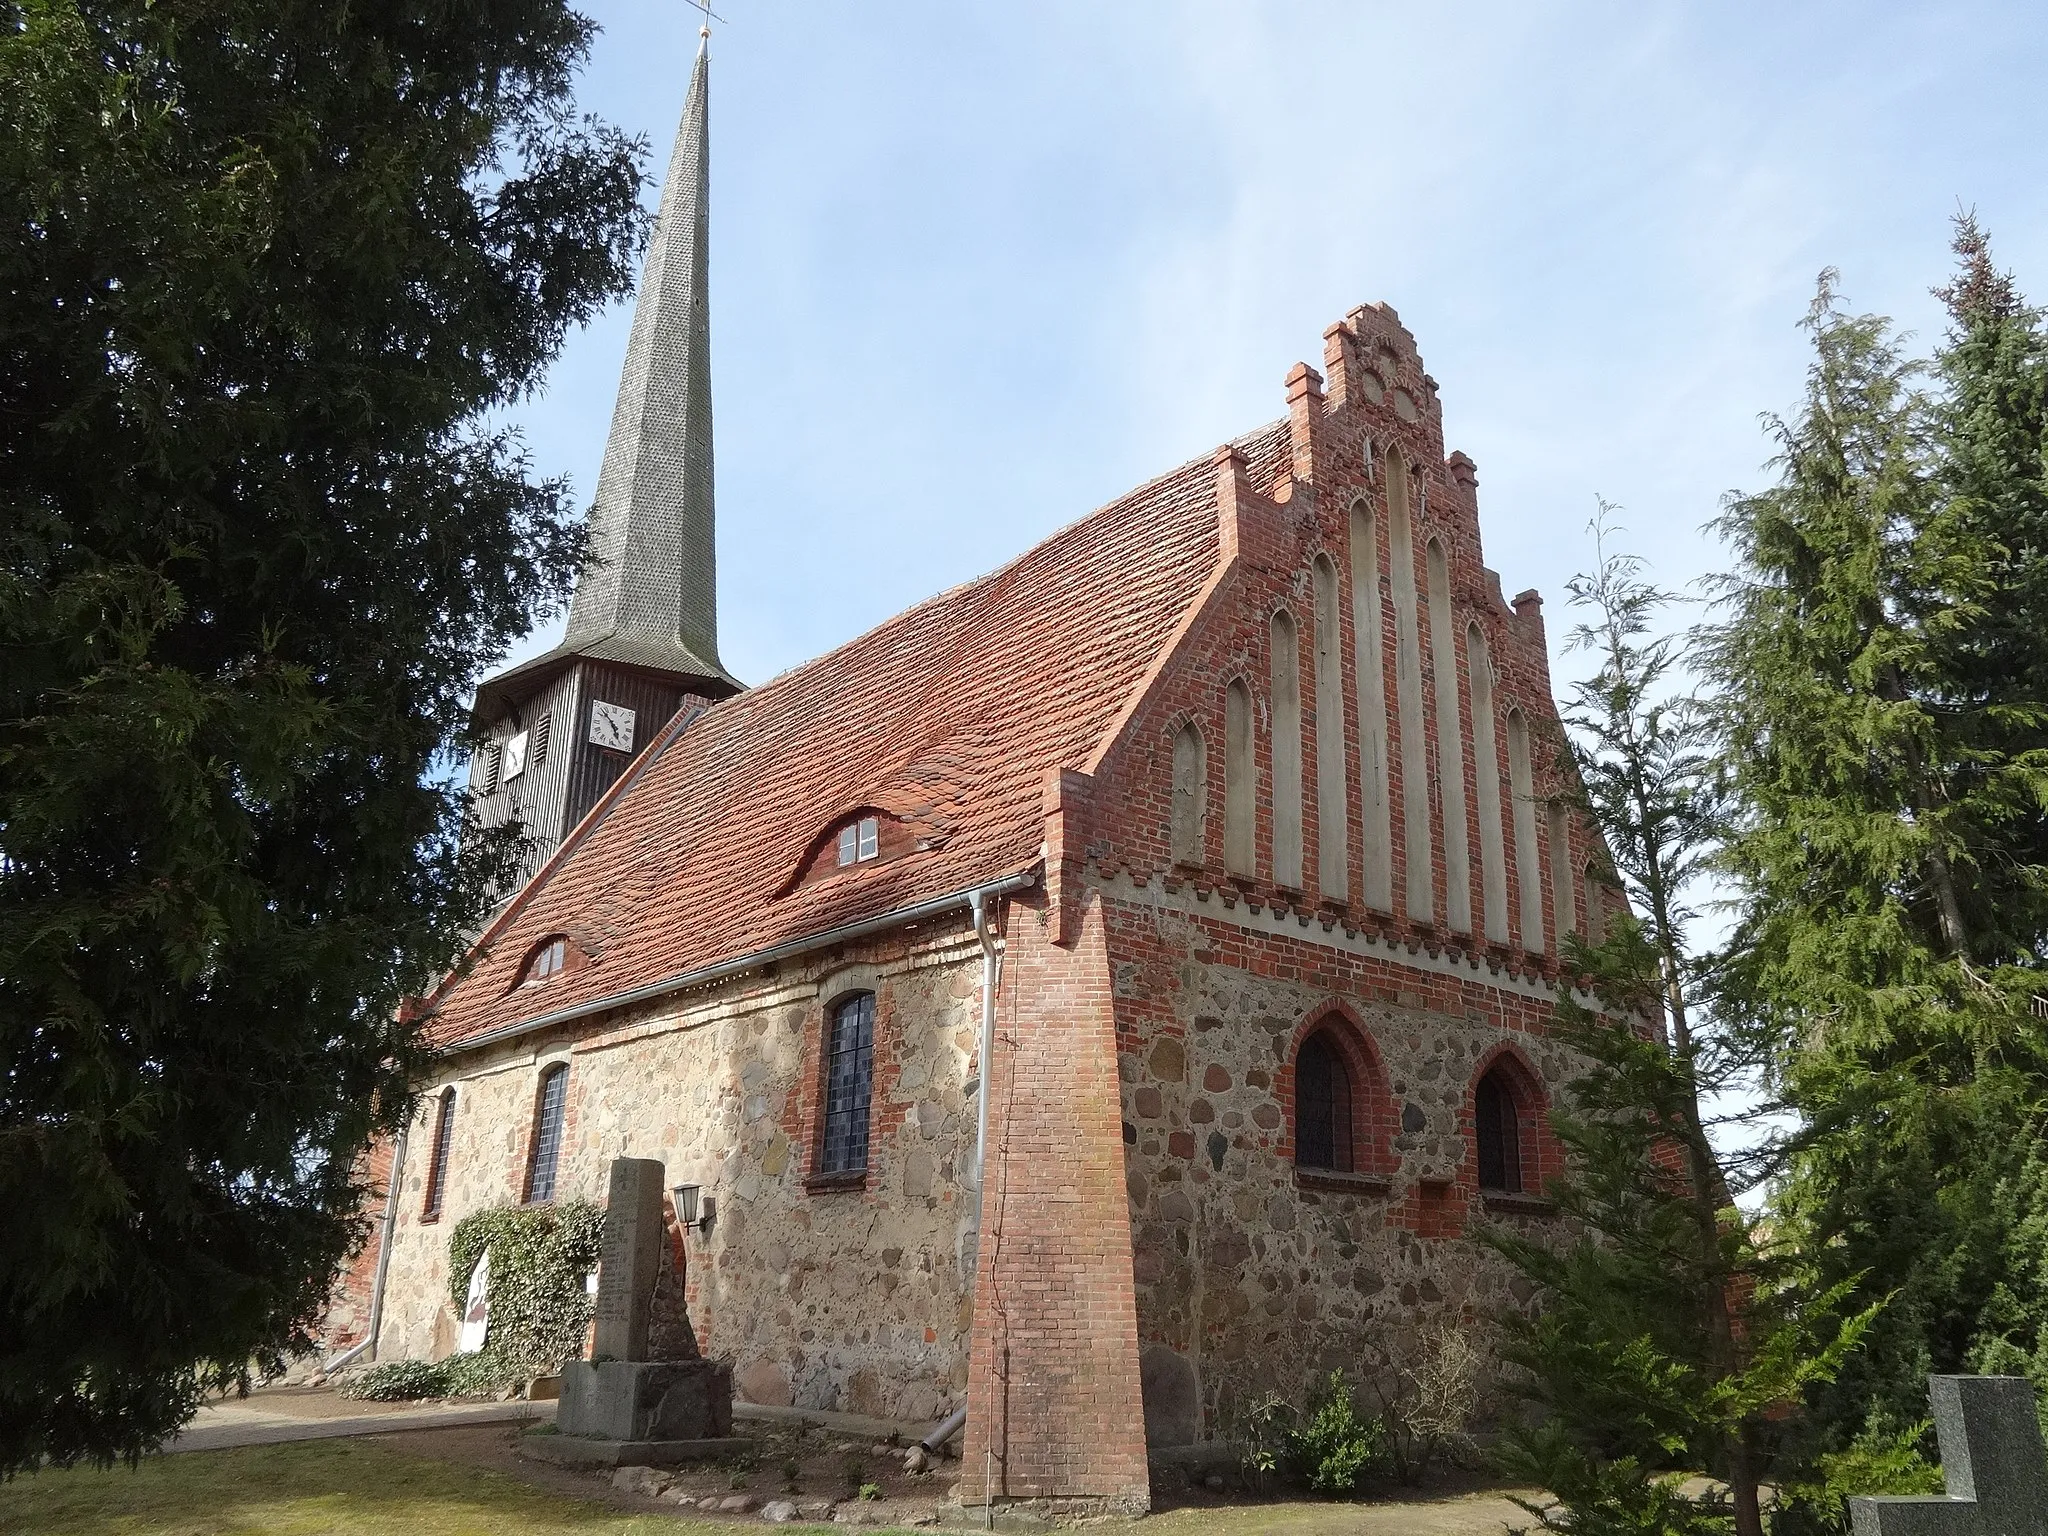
428;422;1292;1050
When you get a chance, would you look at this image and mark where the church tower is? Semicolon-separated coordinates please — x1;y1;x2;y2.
466;31;741;895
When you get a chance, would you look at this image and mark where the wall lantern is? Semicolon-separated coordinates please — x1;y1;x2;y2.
671;1183;714;1231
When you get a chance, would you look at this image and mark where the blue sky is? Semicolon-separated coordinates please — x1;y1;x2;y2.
503;0;2048;692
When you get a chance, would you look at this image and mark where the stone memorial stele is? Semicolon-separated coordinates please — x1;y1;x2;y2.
1850;1375;2048;1536
538;1156;741;1468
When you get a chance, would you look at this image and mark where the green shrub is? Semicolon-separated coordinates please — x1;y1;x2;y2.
1285;1371;1387;1494
337;1359;449;1401
1235;1371;1390;1496
334;1348;524;1402
445;1201;602;1376
439;1349;522;1398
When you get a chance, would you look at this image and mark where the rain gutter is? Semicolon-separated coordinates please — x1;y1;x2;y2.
435;870;1039;1058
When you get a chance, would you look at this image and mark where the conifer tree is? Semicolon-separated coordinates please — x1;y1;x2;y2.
0;0;645;1470
1490;513;1869;1536
1708;257;2048;1458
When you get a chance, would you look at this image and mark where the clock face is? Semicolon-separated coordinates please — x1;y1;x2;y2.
589;699;635;753
501;730;530;781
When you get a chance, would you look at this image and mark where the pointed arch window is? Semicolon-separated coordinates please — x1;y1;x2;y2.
524;1065;569;1204
1294;1032;1354;1173
422;1088;457;1220
1475;1066;1523;1193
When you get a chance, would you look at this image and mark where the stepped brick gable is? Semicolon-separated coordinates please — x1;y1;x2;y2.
325;304;1607;1517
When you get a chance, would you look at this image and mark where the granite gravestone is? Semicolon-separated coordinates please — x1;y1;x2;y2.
1850;1375;2048;1536
547;1157;737;1466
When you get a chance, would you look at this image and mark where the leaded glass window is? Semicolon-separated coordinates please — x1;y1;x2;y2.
525;1066;568;1203
1294;1033;1352;1172
423;1088;457;1218
820;993;875;1174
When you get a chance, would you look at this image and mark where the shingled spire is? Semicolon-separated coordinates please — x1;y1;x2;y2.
465;31;739;894
560;32;726;680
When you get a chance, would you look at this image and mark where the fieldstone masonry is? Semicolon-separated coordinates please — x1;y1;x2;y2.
1851;1375;2048;1536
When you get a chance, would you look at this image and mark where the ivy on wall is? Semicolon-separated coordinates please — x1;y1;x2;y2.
446;1200;603;1376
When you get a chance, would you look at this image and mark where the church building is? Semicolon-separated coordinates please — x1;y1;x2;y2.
322;33;1610;1515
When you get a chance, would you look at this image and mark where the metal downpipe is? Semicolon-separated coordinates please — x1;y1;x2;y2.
324;1122;408;1374
918;889;1002;1458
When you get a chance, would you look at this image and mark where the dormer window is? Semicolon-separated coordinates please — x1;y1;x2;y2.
837;816;880;867
521;936;569;986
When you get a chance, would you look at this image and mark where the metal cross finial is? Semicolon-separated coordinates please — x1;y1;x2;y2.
686;0;726;37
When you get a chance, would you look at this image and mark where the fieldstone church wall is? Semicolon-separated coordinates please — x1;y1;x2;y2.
1095;877;1572;1445
369;926;987;1425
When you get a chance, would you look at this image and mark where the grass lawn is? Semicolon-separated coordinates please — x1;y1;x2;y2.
0;1436;1533;1536
0;1439;838;1536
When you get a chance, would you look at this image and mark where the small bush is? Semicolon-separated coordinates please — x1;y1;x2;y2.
334;1350;522;1402
439;1350;522;1398
1235;1371;1389;1496
1286;1371;1387;1494
337;1359;449;1401
1376;1321;1479;1483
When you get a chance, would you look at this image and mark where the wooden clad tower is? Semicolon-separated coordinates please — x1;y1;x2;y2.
467;32;740;896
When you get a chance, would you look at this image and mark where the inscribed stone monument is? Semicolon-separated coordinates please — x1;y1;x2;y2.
592;1156;665;1361
1851;1375;2048;1536
546;1155;737;1467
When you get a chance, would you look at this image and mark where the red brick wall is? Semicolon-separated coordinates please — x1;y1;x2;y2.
321;1133;397;1355
1078;303;1606;982
963;889;1150;1509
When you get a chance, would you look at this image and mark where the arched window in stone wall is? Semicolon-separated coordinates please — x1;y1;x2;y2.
523;1064;568;1205
1311;556;1347;902
1506;709;1544;953
1386;455;1431;922
1271;609;1304;890
1348;500;1394;911
1549;803;1577;940
422;1087;457;1220
1427;539;1472;933
1224;680;1256;878
1294;1033;1353;1173
1467;622;1509;944
819;992;876;1176
1170;722;1206;867
1474;1051;1546;1196
1475;1065;1524;1193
